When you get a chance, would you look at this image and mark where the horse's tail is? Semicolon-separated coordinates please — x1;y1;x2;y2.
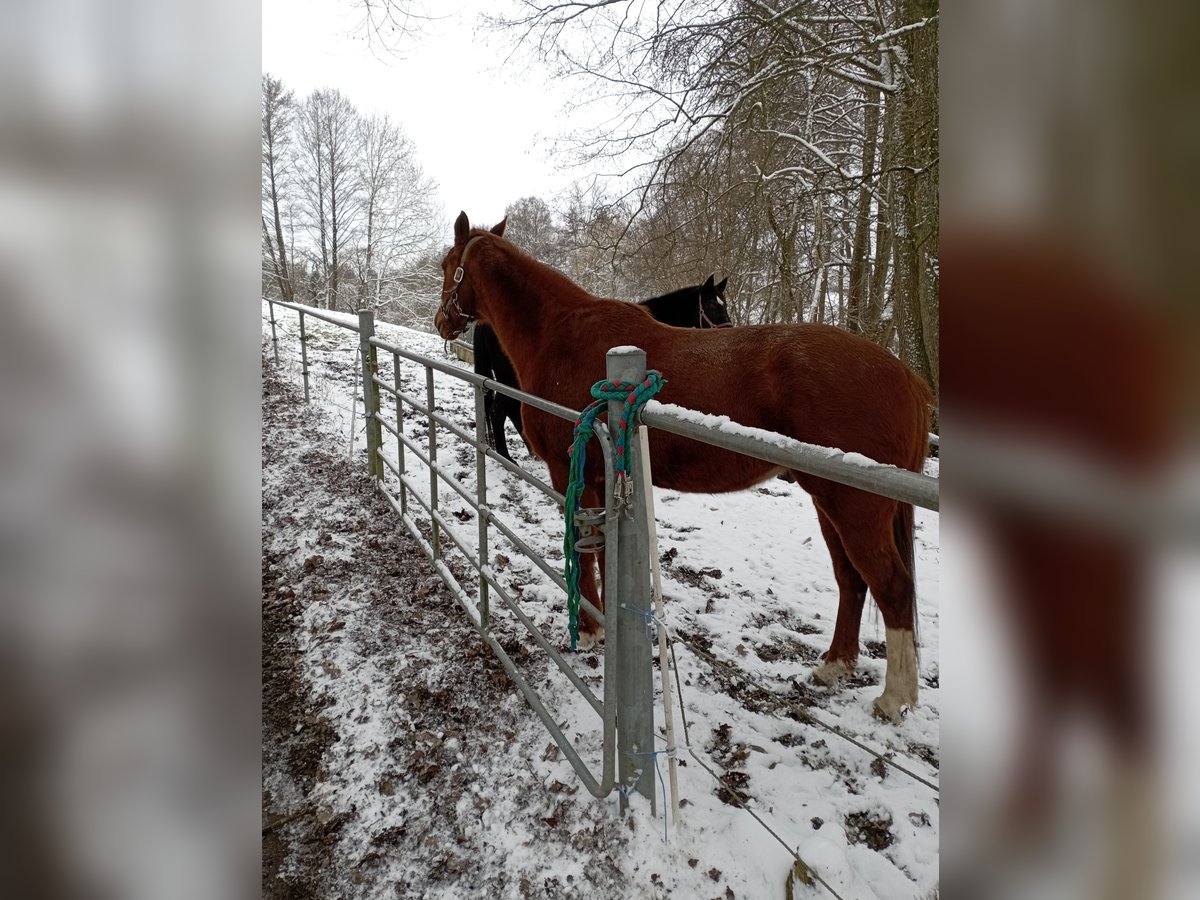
483;389;496;451
511;396;525;436
894;499;917;631
897;371;933;647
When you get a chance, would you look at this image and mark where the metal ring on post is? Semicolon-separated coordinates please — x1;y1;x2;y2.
574;507;606;553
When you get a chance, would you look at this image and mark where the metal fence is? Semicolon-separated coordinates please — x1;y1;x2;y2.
266;299;664;807
263;300;941;815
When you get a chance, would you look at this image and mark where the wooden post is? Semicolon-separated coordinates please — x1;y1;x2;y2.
357;310;383;481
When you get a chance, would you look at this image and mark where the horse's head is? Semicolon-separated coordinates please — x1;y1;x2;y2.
699;274;732;328
434;211;507;340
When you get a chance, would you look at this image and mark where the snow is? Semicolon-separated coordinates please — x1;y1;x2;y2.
644;401;921;481
262;301;941;899
842;451;881;469
644;400;837;455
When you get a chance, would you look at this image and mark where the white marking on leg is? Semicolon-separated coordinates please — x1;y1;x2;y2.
575;625;604;651
873;627;918;720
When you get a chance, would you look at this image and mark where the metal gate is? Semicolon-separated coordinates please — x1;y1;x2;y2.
266;299;661;808
264;299;942;816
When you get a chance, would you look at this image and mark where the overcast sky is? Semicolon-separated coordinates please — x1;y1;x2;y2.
262;0;585;228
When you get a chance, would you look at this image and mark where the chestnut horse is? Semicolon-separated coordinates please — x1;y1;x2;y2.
474;275;732;461
436;213;932;720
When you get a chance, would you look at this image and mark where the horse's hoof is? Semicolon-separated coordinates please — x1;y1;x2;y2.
575;626;604;650
811;657;854;687
871;692;911;722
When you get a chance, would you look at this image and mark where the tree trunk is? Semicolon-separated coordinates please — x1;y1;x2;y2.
329;125;341;312
811;192;827;325
316;139;329;309
890;0;939;398
262;217;287;300
866;90;897;344
766;201;798;323
362;196;374;310
837;237;847;328
270;199;291;301
847;84;881;335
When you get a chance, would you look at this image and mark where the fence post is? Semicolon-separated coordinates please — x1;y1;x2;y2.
357;310;383;481
607;346;656;814
474;385;490;629
426;366;441;560
268;299;279;364
298;311;311;403
392;351;407;516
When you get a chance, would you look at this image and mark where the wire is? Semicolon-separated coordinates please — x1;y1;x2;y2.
670;626;940;794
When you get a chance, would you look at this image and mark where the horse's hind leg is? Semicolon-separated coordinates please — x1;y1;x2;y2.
810;506;869;687
822;490;918;720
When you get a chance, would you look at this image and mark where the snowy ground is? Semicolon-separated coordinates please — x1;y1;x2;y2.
262;302;940;899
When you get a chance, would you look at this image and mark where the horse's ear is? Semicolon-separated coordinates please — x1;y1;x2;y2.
716;277;728;296
491;217;507;237
703;274;715;290
454;211;470;243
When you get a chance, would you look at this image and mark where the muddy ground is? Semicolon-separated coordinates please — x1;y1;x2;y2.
261;354;630;899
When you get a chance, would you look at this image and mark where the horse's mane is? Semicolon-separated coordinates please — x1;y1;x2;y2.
470;228;611;309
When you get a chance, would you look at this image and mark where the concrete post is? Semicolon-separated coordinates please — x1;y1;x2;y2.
607;346;656;813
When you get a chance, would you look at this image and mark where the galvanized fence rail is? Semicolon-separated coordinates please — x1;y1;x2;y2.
640;401;939;512
266;299;647;801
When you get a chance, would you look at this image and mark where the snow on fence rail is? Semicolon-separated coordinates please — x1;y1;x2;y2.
641;401;938;511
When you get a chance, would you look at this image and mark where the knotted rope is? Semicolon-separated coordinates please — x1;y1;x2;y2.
563;371;665;648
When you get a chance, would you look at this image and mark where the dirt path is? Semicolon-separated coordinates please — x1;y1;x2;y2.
261;351;629;899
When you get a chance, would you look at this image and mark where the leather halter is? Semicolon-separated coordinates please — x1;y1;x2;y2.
439;234;486;324
699;298;733;329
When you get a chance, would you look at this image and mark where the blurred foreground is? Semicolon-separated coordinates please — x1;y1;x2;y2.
943;2;1198;898
0;1;259;897
0;1;1195;898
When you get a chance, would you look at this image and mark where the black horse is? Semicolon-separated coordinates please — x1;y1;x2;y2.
639;274;730;329
473;275;732;460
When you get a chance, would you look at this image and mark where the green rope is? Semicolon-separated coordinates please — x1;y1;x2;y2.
564;371;666;649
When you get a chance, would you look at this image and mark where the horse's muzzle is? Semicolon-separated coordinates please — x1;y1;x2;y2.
434;308;459;340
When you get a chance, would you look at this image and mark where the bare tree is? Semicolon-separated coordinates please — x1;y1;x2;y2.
379;251;443;331
354;112;441;311
262;74;295;301
502;196;562;269
493;0;939;398
346;0;436;52
297;88;362;311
